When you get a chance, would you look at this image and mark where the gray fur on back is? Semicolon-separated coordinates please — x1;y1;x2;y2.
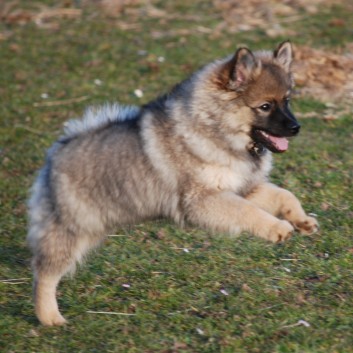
62;103;140;140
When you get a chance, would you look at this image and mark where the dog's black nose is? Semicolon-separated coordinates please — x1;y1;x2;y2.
291;124;300;135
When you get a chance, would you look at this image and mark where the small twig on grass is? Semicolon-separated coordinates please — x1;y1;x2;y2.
167;306;210;316
14;124;46;135
151;271;167;275
257;303;283;311
278;15;307;24
171;247;192;252
34;8;82;29
107;234;127;237
33;96;89;107
281;319;311;329
0;278;31;284
86;310;136;316
295;112;319;119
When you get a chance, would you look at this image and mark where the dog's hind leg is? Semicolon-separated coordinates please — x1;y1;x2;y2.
30;222;98;326
34;270;67;326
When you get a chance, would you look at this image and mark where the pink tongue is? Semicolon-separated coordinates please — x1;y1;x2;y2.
268;135;288;151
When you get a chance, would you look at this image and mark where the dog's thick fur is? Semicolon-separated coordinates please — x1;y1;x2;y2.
27;42;318;326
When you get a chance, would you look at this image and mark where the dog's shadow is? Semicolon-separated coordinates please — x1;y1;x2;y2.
0;243;37;325
0;242;30;268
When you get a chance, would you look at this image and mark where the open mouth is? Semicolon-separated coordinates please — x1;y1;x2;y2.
252;129;289;153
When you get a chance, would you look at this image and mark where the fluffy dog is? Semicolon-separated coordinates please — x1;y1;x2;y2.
27;41;318;325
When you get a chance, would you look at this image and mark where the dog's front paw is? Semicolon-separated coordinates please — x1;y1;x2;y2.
267;220;294;243
293;216;319;235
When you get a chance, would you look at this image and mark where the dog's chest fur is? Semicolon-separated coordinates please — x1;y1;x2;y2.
192;152;272;196
176;124;273;195
143;112;273;198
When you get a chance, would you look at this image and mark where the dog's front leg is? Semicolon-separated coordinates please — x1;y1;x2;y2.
185;190;294;243
246;183;319;235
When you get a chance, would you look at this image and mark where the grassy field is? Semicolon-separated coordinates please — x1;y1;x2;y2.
0;1;352;352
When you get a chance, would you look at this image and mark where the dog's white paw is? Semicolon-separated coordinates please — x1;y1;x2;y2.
294;215;319;235
267;220;294;243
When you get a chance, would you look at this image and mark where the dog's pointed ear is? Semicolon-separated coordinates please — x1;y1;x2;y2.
274;41;293;72
227;48;260;90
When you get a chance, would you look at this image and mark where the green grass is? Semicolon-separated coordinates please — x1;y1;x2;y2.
1;1;352;352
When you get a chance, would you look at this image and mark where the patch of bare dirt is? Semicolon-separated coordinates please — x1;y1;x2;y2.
2;0;352;106
0;2;82;29
293;45;353;104
94;0;141;16
212;0;352;37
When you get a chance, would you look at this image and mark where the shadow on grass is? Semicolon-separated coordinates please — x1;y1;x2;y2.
0;300;38;326
0;244;37;325
0;244;30;269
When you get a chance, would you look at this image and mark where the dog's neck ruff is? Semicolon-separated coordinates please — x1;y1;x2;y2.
248;142;267;158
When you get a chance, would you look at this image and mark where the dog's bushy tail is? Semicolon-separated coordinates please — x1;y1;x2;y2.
62;103;140;140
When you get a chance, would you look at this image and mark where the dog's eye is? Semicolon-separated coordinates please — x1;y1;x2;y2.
259;103;271;112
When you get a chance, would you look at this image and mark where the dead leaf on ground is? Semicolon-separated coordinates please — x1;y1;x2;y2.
0;2;82;28
94;0;142;16
33;8;82;29
242;283;252;292
321;202;330;211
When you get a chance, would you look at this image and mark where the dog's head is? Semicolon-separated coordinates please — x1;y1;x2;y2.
216;41;299;153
